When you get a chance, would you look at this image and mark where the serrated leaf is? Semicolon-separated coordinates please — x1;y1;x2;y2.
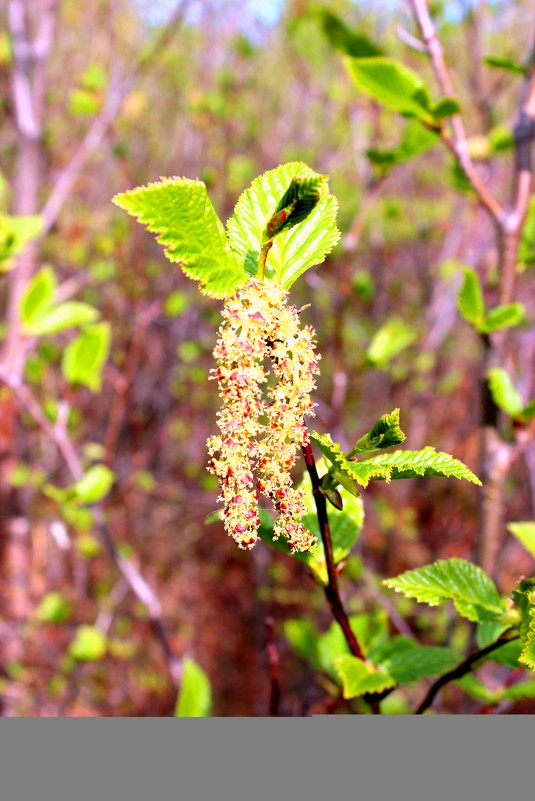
226;162;340;289
512;579;535;670
316;613;388;678
317;9;382;58
113;178;246;298
360;447;482;485
508;522;535;558
334;654;396;698
175;657;212;717
383;558;506;622
366;316;417;368
347;57;435;123
20;265;56;328
480;302;525;333
457;266;485;325
372;636;460;684
62;322;111;392
74;464;115;504
26;301;99;336
310;431;390;492
487;368;523;418
352;408;406;454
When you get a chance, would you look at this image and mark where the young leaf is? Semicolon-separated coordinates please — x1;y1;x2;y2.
310;431;390;492
263;171;325;242
480;302;526;334
36;591;71;624
334;654;396;698
352;408;406;454
113;178;246;298
74;464;115;504
508;522;535;559
512;579;535;670
25;301;99;336
359;447;482;485
457;266;485;326
226;162;340;289
284;619;320;669
317;9;382;58
365;316;417;368
383;558;506;622
347;57;435;123
372;636;460;684
484;55;525;75
487;368;523;418
62;322;111;392
430;97;461;120
367;121;439;176
175;657;212;717
20;265;56;328
0;214;42;271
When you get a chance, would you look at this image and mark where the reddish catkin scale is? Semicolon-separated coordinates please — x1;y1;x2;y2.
207;279;319;553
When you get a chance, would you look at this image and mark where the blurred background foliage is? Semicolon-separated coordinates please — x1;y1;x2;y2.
0;0;534;715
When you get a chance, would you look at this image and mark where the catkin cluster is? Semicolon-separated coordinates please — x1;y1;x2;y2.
207;279;320;553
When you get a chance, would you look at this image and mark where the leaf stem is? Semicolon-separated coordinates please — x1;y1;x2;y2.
302;441;365;661
257;241;272;281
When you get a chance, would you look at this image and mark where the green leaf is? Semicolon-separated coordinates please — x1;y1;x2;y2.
334;654;396;698
513;579;535;670
480;302;526;334
175;657;212;717
522;399;535;422
487;368;523;418
316;613;389;678
352;408;406;454
367;121;439;175
113;178;246;298
311;432;389;494
73;464;115;504
502;679;535;701
317;9;382;58
484;55;525;75
490;638;523;668
284;619;320;669
366;316;417;368
36;592;71;624
384;559;506;622
69;625;107;661
25;301;99;336
0;214;42;270
347;57;435;123
358;447;482;485
476;620;512;649
69;88;101;116
430;97;461;120
62;322;111;392
373;636;460;684
263;171;325;242
508;522;535;558
457;266;485;326
20;265;56;328
455;674;499;703
226;162;340;289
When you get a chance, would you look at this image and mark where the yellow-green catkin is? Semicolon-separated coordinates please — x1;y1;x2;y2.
207;279;320;553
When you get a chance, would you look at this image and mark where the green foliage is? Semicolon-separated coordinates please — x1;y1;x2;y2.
114;178;246;298
484;55;525;75
334;654;395;698
175;657;212;717
372;636;460;684
316;8;382;58
351;408;406;454
457;267;485;326
227;162;340;289
311;431;481;490
263;170;325;241
367;120;439;176
480;302;526;334
0;214;42;272
69;625;107;661
487;368;523;419
384;559;506;622
512;579;535;670
35;592;71;624
347;57;457;125
20;265;99;336
73;465;115;504
365;317;417;368
62;322;111;392
20;266;56;328
508;522;535;559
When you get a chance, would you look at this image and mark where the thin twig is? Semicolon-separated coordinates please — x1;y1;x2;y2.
415;636;519;714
